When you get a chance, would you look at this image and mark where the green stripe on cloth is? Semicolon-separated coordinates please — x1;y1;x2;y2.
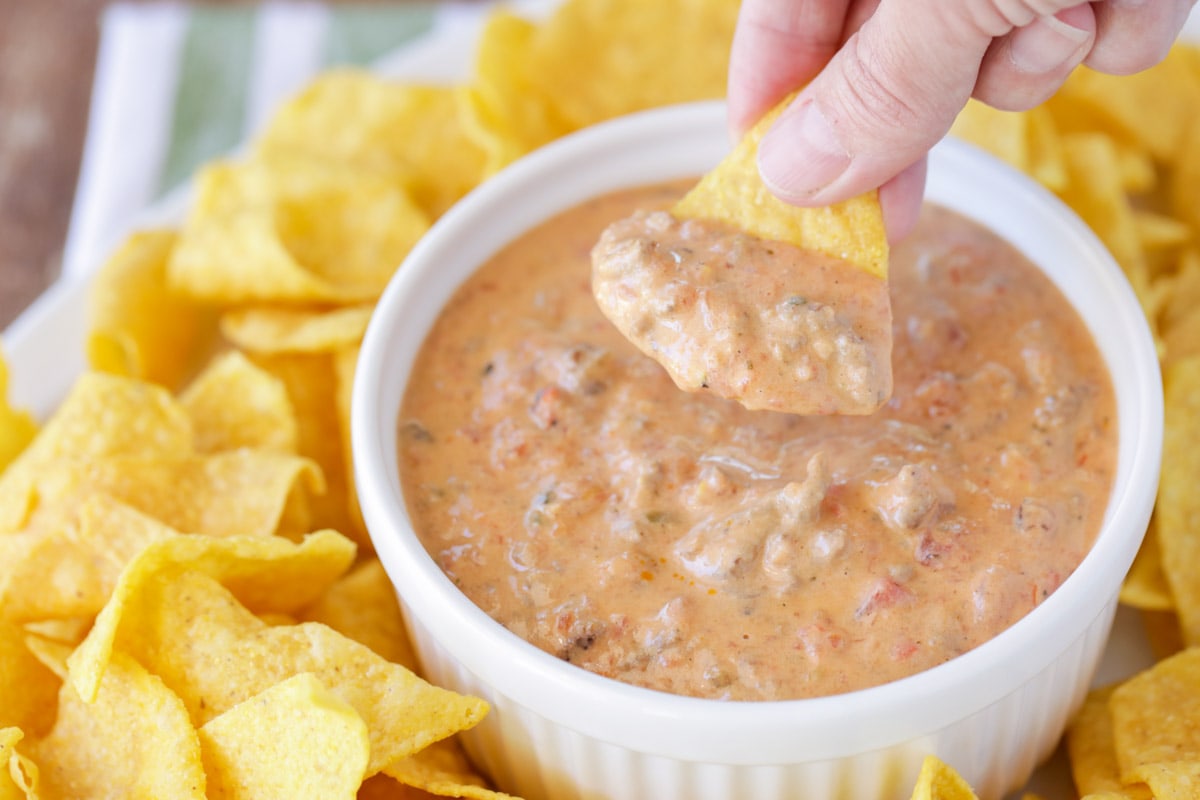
323;4;436;66
156;5;257;196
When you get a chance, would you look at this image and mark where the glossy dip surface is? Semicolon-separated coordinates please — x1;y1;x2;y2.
397;182;1116;701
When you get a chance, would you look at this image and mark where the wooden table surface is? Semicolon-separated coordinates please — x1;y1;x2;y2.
0;0;103;331
0;0;440;333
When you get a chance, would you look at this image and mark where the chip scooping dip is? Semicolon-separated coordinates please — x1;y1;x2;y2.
591;98;892;415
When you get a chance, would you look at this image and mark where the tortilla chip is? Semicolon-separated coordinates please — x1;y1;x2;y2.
220;305;373;355
169;156;428;305
458;10;572;175
255;72;486;219
1157;355;1200;645
0;728;37;800
527;0;737;130
1161;249;1200;333
0;494;179;623
0;622;59;736
333;344;367;539
0;348;36;476
949;101;1066;192
1110;648;1200;781
23;617;92;647
1054;50;1200;162
253;352;365;545
1120;519;1175;611
199;673;369;800
68;530;357;703
300;558;417;670
1068;686;1153;798
383;738;516;799
86;229;215;390
0;372;192;532
33;644;205;800
180;350;298;454
87;569;487;775
674;96;888;278
27;450;322;542
907;755;979;799
1126;761;1200;800
1057;132;1145;276
1173;117;1200;234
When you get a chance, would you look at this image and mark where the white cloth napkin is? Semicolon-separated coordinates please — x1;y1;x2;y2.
62;1;495;281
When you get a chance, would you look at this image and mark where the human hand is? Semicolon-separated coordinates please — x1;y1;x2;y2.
728;0;1195;240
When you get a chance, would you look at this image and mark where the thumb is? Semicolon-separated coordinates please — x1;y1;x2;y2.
756;0;1000;206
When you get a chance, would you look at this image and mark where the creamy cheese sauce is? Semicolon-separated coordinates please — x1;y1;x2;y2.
398;183;1116;701
591;210;892;414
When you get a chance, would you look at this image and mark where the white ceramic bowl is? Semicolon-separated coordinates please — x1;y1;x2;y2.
353;101;1162;800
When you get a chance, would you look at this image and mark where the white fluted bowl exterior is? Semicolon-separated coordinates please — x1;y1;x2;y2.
353;101;1162;800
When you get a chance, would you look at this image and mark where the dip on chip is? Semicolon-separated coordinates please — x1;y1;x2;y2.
592;100;892;416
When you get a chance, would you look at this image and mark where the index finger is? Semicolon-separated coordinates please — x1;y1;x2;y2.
727;0;852;137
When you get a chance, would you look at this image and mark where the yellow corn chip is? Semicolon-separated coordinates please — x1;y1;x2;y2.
1119;519;1175;611
69;529;357;703
199;673;369;800
1157;355;1200;645
459;10;572;175
1127;761;1200;800
356;774;439;799
0;727;37;800
0;494;177;623
27;450;322;542
87;569;486;775
220;305;373;355
1136;211;1191;251
254;352;365;546
170;156;428;305
0;622;59;736
674;97;888;278
1057;132;1145;276
1116;144;1158;194
0;372;192;532
1173;118;1200;233
1161;249;1200;332
24;617;93;647
180;351;298;454
527;0;737;130
300;558;417;670
256;72;486;219
86;229;215;390
383;738;516;799
33;643;205;800
333;344;366;538
1164;304;1200;365
908;755;979;799
1110;648;1200;781
0;348;36;476
1067;686;1152;799
1054;50;1200;162
949;101;1067;192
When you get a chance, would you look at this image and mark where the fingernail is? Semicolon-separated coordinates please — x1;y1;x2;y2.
758;100;851;201
1009;14;1091;74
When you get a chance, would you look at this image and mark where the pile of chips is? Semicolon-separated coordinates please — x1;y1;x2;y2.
0;1;744;798
0;0;1197;796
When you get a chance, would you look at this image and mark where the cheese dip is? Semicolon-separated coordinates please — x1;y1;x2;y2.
398;182;1116;701
591;210;892;415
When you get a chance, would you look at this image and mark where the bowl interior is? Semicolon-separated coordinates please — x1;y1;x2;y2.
352;100;1162;763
